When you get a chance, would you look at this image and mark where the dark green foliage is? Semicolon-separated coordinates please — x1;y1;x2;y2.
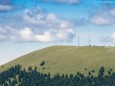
85;68;87;70
88;71;91;76
2;65;4;68
40;60;45;66
0;65;115;86
108;70;112;75
98;66;105;78
34;66;37;70
91;70;95;73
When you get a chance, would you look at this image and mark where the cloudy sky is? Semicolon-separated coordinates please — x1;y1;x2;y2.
0;0;115;65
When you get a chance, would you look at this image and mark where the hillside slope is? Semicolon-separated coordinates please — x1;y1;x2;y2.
0;46;115;75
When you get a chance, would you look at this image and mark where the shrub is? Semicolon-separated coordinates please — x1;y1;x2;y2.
40;61;45;66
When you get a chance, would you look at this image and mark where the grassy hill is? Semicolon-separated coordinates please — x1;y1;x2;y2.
0;46;115;75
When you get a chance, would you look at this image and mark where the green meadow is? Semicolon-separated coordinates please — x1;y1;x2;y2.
1;46;115;75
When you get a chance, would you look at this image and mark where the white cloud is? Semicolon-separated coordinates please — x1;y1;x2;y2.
0;7;75;43
34;32;52;42
18;27;52;42
44;0;79;4
89;7;115;26
23;7;73;28
110;8;115;16
0;26;6;33
18;27;33;41
17;26;74;43
23;7;60;26
90;16;112;25
23;8;47;25
0;5;12;11
21;7;75;42
56;0;79;4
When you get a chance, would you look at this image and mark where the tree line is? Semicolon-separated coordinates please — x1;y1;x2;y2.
0;65;115;86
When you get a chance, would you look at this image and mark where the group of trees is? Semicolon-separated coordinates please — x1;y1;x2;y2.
0;65;115;86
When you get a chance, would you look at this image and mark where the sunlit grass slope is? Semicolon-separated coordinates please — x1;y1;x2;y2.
0;46;115;75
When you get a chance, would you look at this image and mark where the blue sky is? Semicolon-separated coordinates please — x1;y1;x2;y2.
0;0;115;65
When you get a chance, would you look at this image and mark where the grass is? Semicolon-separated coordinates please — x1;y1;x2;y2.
0;46;115;75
